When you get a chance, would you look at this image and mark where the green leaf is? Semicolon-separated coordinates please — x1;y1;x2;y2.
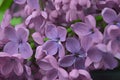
0;12;4;23
10;17;22;26
0;0;13;23
67;27;75;37
30;42;36;49
71;19;81;24
44;38;49;42
0;0;13;11
0;0;4;7
39;0;45;10
67;27;72;33
95;15;103;22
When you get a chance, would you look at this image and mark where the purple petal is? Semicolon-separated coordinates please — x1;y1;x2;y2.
111;40;119;53
87;47;102;62
25;65;31;76
49;10;59;21
14;0;26;4
0;28;4;40
16;27;29;42
19;42;33;59
0;52;11;57
109;29;120;40
78;0;91;8
37;60;53;70
66;38;80;53
45;55;58;69
46;69;58;80
1;10;11;29
85;15;96;28
66;9;78;22
3;42;19;55
45;24;58;40
71;22;90;37
14;62;23;76
27;0;40;10
25;11;39;25
69;69;79;79
42;41;58;55
33;15;45;32
102;8;117;23
32;32;44;45
81;36;93;51
90;29;103;43
85;57;92;67
59;55;75;67
78;69;92;80
1;60;14;75
35;46;46;60
58;44;65;58
57;27;67;41
58;68;68;78
4;27;17;41
58;73;68;80
74;58;85;69
96;44;107;53
62;0;70;4
103;53;118;69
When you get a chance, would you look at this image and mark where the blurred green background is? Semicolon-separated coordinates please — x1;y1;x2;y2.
0;0;22;26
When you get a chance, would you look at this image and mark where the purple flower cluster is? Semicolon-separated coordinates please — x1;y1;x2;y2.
0;0;120;80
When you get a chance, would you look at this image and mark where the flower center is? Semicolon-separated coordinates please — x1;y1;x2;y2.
10;58;16;63
116;23;120;27
116;36;120;41
89;28;95;34
18;39;23;44
74;53;80;58
56;37;60;41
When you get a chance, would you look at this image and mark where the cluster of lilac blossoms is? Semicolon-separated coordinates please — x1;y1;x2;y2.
0;0;120;80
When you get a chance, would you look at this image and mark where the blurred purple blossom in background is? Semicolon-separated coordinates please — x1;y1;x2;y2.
0;0;120;80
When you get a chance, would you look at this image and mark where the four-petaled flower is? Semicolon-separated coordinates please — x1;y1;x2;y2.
4;27;33;59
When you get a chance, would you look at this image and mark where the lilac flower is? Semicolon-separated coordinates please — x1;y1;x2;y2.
96;0;120;12
1;67;32;80
53;0;70;10
49;10;61;22
42;23;67;58
0;52;23;76
1;0;120;79
69;69;92;80
78;0;91;8
85;44;118;69
32;32;44;45
70;0;91;9
0;27;7;48
35;46;44;60
0;10;11;29
65;0;86;22
59;37;86;69
0;10;11;39
102;8;120;26
25;10;47;32
37;55;68;80
2;67;31;80
17;65;33;80
10;3;28;18
71;15;103;44
0;10;12;48
3;27;33;59
106;25;120;59
66;9;85;22
14;0;40;10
